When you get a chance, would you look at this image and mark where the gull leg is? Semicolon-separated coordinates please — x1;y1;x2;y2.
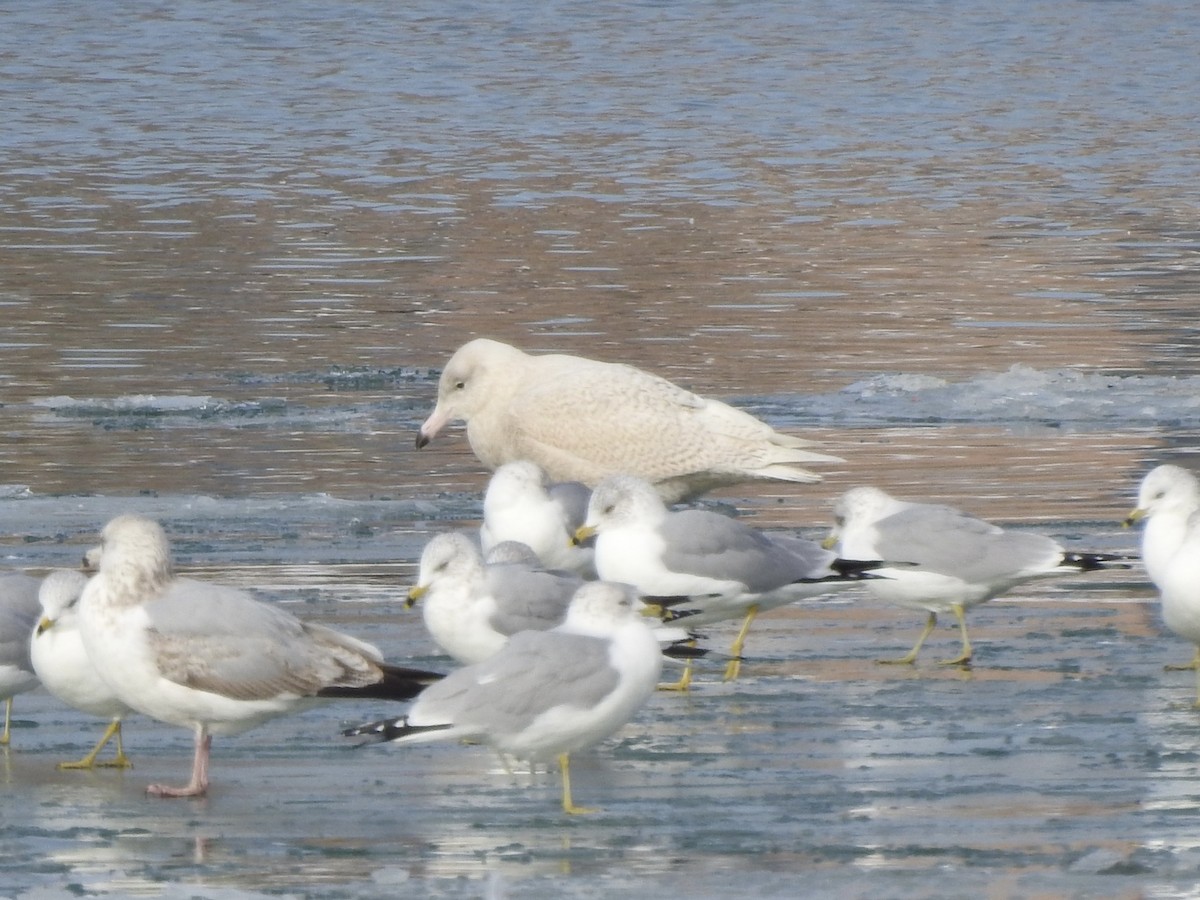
723;605;760;681
104;720;133;769
1166;647;1200;672
658;640;696;692
937;604;973;667
60;719;131;770
0;698;12;745
559;753;598;815
879;611;937;665
147;728;210;798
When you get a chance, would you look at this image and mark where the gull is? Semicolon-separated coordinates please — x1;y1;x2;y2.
1125;464;1200;673
1125;464;1200;584
412;534;703;675
415;338;842;502
574;474;883;684
827;486;1128;667
346;581;663;815
0;572;41;746
480;460;596;577
30;569;135;769
76;513;443;798
407;532;584;665
1154;509;1200;703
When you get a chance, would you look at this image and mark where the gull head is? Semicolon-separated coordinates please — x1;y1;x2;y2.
35;568;89;634
410;532;485;607
582;475;668;539
562;581;640;635
1125;464;1200;527
417;339;523;448
91;514;175;603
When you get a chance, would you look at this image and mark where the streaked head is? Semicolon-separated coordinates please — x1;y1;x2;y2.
411;532;485;605
581;474;668;538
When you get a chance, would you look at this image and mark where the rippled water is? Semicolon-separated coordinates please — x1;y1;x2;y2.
2;1;1200;897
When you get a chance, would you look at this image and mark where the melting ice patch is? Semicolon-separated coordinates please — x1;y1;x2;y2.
31;394;288;421
765;365;1200;429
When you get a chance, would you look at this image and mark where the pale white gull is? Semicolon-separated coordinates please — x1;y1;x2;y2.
480;460;596;577
31;568;136;769
0;572;41;746
827;486;1127;667
575;474;883;685
416;338;842;502
346;580;663;815
76;513;443;798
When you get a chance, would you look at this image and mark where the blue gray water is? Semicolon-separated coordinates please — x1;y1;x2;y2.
2;1;1199;896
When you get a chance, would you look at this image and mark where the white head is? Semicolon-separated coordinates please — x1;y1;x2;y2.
417;339;525;445
485;460;550;509
91;514;174;602
831;486;901;534
1129;464;1200;523
36;569;89;625
413;532;485;594
583;475;669;534
562;581;640;635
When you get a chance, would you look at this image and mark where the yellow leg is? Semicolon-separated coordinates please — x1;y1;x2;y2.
59;719;132;770
937;604;973;667
1166;647;1200;672
0;697;12;745
723;605;760;681
879;611;938;665
662;643;700;696
559;753;598;815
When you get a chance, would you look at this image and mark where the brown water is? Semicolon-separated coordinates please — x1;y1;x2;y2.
2;1;1200;897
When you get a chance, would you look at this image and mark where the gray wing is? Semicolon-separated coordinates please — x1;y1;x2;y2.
872;505;1063;582
412;631;618;734
660;510;822;593
484;565;581;636
548;481;591;531
145;578;379;701
0;573;41;673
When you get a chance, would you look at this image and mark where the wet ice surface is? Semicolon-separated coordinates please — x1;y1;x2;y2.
6;559;1200;899
0;485;1186;899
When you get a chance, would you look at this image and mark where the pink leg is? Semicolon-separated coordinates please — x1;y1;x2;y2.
147;729;211;798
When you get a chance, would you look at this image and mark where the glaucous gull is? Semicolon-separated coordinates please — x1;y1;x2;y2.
416;338;841;502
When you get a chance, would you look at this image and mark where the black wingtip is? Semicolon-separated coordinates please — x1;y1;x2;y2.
1062;551;1134;572
319;665;444;703
663;641;710;660
830;558;889;578
342;716;452;745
